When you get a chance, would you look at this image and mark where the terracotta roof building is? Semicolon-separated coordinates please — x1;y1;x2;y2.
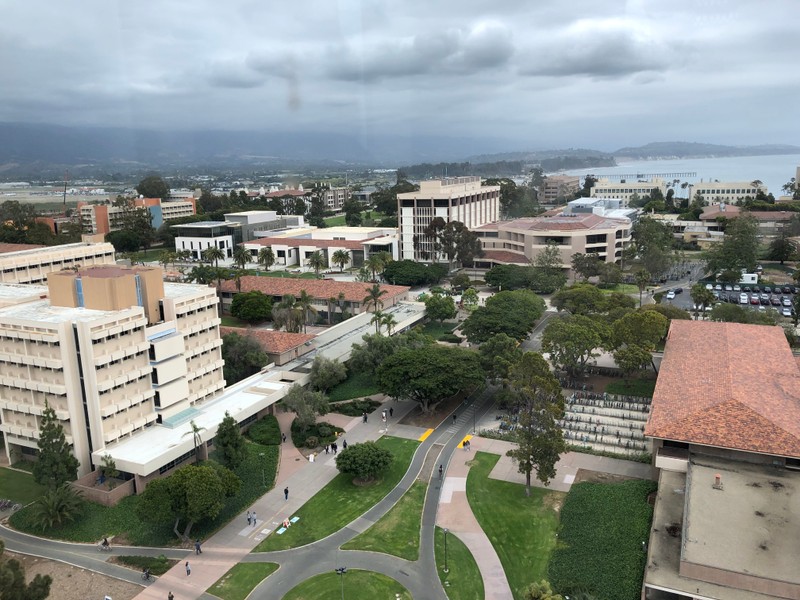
643;320;800;600
217;277;409;318
219;327;314;366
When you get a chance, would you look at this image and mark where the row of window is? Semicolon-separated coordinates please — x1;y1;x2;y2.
0;253;113;274
98;372;150;396
90;326;144;346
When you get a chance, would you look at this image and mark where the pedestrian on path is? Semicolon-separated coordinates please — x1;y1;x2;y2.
438;464;443;480
453;413;457;424
252;511;257;526
284;486;289;500
247;511;251;526
362;412;368;423
324;444;329;454
466;440;471;451
389;407;394;418
282;432;286;443
332;442;338;454
342;439;347;450
185;561;191;576
194;539;202;554
168;592;174;600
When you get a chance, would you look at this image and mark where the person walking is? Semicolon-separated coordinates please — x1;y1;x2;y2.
247;511;252;526
284;486;289;500
194;539;202;554
438;464;443;480
281;432;287;443
332;442;338;454
453;413;457;424
389;407;394;418
362;412;368;423
168;592;174;600
252;511;257;526
324;444;329;454
342;439;348;450
185;561;191;576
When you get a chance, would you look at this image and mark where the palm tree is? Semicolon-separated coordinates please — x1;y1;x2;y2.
182;419;206;465
634;268;650;307
272;294;304;333
363;283;388;313
365;252;390;282
258;247;275;272
381;313;397;335
297;289;318;333
233;268;246;292
335;292;346;322
331;249;350;272
202;245;225;268
306;251;326;277
233;245;250;270
326;296;336;325
371;309;385;334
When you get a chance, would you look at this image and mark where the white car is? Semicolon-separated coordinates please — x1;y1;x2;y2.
733;284;741;291
782;307;793;317
666;290;676;300
739;293;749;304
705;283;713;290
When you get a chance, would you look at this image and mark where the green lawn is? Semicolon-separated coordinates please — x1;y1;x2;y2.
254;436;419;552
254;270;320;279
208;562;279;600
324;210;388;228
466;452;563;600
436;527;484;600
604;379;657;398
327;371;382;402
548;480;657;600
0;467;46;504
341;480;425;560
421;320;458;340
114;555;177;576
282;569;411;600
220;315;248;327
9;442;279;546
599;284;639;294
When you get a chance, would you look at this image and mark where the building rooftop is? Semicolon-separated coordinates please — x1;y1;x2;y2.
491;213;630;232
163;282;217;299
172;221;231;228
0;241;108;257
0;243;47;254
645;321;800;458
219;327;314;354
480;250;530;264
243;237;376;251
218;276;409;304
0;298;132;324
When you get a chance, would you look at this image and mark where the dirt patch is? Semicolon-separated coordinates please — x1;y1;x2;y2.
572;468;639;485
398;394;465;428
10;552;142;600
542;492;566;513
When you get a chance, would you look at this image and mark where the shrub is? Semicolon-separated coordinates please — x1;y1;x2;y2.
290;419;343;448
246;415;281;446
115;554;175;576
331;399;381;417
305;436;319;449
317;425;332;438
439;333;462;344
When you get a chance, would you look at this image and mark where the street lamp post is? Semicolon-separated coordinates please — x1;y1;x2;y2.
335;567;347;600
258;452;265;487
443;528;449;573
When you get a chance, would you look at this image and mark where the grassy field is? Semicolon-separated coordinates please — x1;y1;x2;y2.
220;315;248;327
604;379;657;398
466;452;563;600
599;283;639;294
283;569;411;600
548;480;657;600
327;371;382;402
10;442;279;546
324;210;388;228
208;563;279;600
341;480;426;560
0;468;45;504
254;436;419;552
436;527;484;600
421;320;458;340
113;555;177;576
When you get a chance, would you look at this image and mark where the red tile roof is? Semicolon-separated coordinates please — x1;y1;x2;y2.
480;250;530;265
0;243;47;254
700;206;794;221
219;326;314;354
645;320;800;458
243;237;373;251
264;190;310;198
218;276;409;304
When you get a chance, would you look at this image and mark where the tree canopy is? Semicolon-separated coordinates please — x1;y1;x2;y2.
215;412;248;471
0;539;52;600
33;404;80;489
478;333;523;382
424;293;457;323
335;441;393;483
462;289;546;343
348;330;432;376
221;332;267;384
377;345;484;413
230;290;273;323
281;384;329;432
383;259;447;286
136;175;170;199
309;356;347;393
542;314;609;376
704;215;760;276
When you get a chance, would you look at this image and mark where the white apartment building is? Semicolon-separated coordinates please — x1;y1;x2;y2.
541;175;580;203
591;178;667;205
687;180;767;204
0;265;224;482
397;176;500;262
321;187;350;211
173;221;243;261
0;242;116;285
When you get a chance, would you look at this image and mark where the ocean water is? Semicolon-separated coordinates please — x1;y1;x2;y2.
563;154;800;199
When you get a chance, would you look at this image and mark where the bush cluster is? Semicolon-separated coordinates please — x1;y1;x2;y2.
439;333;463;344
290;420;344;448
330;399;381;417
246;415;282;445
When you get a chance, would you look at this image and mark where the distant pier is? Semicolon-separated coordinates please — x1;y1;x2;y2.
601;172;697;181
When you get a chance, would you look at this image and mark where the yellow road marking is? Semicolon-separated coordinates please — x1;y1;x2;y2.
418;428;434;442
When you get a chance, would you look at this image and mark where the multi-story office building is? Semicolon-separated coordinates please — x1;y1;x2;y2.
397;177;500;262
540;175;580;203
0;241;116;285
173;221;243;261
0;265;224;479
78;197;197;234
320;187;350;211
223;210;305;243
590;178;667;205
687;180;767;204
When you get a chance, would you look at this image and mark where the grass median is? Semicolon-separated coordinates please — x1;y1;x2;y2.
435;526;484;600
283;569;411;600
466;452;563;600
341;480;425;560
253;436;419;552
208;562;279;600
0;467;45;504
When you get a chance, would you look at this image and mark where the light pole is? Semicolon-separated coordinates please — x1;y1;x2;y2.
258;452;265;487
443;528;449;573
335;566;347;600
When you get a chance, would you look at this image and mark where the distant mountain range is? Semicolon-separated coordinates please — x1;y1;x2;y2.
0;122;798;179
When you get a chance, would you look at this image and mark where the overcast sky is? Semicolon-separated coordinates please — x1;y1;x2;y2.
1;0;797;151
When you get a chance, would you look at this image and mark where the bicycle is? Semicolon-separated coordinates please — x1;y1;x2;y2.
141;570;152;581
98;543;112;552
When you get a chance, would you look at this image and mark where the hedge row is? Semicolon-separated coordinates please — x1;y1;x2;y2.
246;414;282;445
548;479;657;600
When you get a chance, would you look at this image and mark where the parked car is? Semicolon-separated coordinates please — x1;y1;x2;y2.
763;286;772;294
705;283;713;290
739;293;749;304
674;287;684;294
783;286;792;294
771;297;782;306
724;284;733;291
714;284;722;290
783;297;792;306
666;290;676;300
760;293;770;301
782;307;793;317
750;295;760;305
733;284;741;291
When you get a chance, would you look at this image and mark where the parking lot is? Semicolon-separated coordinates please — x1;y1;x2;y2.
662;282;797;319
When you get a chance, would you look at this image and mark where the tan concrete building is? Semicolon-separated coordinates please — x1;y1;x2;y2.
590;178;667;205
688;180;767;204
541;175;580;203
397;176;500;262
0;265;224;480
0;241;116;285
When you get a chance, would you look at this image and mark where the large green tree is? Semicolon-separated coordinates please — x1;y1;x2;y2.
704;215;760;275
136;175;170;199
348;330;431;376
504;353;566;495
230;291;273;323
767;231;796;264
530;242;567;293
309;356;347;393
462;290;546;343
631;217;674;277
542;315;609;376
221;332;267;384
0;539;52;600
377;345;484;413
281;384;329;433
478;333;523;382
383;260;446;286
215;411;247;470
424;293;457;323
32;405;80;489
335;442;393;483
551;284;607;316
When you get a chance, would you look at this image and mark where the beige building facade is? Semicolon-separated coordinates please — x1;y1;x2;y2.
590;178;667;204
0;242;116;285
687;180;767;204
0;265;224;480
541;175;580;203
